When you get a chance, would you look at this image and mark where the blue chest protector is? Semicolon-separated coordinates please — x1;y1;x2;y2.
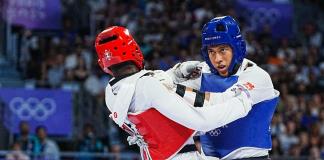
200;73;279;158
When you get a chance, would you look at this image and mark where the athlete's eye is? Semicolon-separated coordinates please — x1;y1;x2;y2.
219;48;227;54
208;50;216;55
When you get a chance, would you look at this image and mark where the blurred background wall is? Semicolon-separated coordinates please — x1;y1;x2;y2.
0;0;324;159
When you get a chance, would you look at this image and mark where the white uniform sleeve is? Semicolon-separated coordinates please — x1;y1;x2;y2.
207;65;277;105
178;77;202;90
139;76;252;132
236;66;277;104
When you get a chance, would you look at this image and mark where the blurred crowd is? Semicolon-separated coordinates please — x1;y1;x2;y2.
6;121;123;160
6;122;59;160
3;0;324;159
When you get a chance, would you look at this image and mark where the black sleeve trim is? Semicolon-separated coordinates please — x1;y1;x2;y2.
176;84;186;97
192;89;205;107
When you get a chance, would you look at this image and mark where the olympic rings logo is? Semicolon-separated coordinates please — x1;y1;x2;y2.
243;7;281;29
208;129;222;136
9;97;56;121
208;125;228;136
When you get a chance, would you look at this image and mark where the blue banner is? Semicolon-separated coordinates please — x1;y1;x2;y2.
236;0;293;38
3;0;62;29
0;88;72;136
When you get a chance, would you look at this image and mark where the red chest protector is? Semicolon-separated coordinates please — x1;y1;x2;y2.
123;108;195;160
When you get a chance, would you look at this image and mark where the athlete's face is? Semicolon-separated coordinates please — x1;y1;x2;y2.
208;44;233;77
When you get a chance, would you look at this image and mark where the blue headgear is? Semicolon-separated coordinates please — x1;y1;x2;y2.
201;16;246;75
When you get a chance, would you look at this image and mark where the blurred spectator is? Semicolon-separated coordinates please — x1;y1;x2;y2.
276;38;295;65
271;112;285;135
84;73;104;97
15;121;40;156
320;138;324;159
77;123;104;160
270;136;283;156
107;120;123;154
73;56;89;82
20;29;42;80
317;63;324;92
64;49;78;71
298;131;310;155
320;108;324;136
289;143;301;157
301;22;323;48
309;135;321;148
47;54;65;88
279;120;299;153
309;146;322;160
35;126;60;160
6;142;30;160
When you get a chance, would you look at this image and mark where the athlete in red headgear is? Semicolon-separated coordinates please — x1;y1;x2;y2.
95;26;144;75
95;26;253;160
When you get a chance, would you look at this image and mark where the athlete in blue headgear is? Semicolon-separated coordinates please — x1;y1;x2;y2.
168;16;280;159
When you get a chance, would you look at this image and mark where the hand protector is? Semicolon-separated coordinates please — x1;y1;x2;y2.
166;61;202;83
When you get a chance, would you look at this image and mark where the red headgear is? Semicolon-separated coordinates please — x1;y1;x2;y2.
95;26;144;75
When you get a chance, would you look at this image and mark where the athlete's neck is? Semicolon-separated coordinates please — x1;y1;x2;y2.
111;62;140;79
114;67;139;78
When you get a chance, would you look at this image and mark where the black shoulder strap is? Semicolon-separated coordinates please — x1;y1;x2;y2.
140;72;154;78
109;72;153;86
